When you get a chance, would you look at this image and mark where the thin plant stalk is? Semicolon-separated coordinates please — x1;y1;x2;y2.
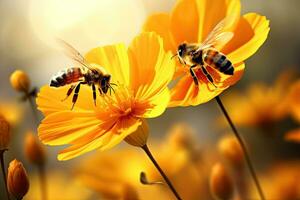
142;144;183;200
38;164;47;200
215;96;265;200
27;93;39;123
0;149;11;200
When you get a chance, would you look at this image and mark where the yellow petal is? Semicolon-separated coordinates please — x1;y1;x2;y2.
37;85;96;116
38;111;100;145
58;118;142;160
85;43;130;86
170;0;199;44
128;32;175;96
143;13;176;51
226;13;270;64
196;0;241;42
169;62;244;107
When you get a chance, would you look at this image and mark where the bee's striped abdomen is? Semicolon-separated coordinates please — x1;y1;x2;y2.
204;49;234;75
50;67;83;87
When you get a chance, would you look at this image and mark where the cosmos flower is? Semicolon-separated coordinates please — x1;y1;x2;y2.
36;32;175;160
76;126;209;200
25;171;92;200
143;0;270;106
249;162;300;200
285;79;300;143
220;71;296;128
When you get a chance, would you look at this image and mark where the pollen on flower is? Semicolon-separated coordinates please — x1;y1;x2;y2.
99;86;153;122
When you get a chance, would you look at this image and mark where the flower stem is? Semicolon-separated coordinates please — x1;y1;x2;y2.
142;144;183;200
27;95;39;123
0;149;11;200
215;96;265;200
38;164;47;200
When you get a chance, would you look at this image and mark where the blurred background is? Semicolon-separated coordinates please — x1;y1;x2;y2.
0;0;300;199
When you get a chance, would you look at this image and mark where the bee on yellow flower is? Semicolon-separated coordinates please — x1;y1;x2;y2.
36;32;175;160
143;0;270;106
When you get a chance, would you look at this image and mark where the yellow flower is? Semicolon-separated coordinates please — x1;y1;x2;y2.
0;101;23;126
249;162;300;200
143;0;270;107
76;125;209;200
288;79;300;123
36;32;175;160
285;80;300;143
25;171;92;200
221;71;295;127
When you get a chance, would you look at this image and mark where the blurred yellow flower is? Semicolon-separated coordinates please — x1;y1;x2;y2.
143;0;270;107
25;171;92;200
76;125;209;200
36;32;175;160
285;79;300;143
287;79;300;122
0;101;23;126
221;72;295;127
249;162;300;200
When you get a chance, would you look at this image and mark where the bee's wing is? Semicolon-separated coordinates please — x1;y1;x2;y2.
198;16;236;50
57;39;94;71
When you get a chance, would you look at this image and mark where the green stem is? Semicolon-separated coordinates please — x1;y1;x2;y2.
142;144;183;200
38;164;47;200
215;96;265;200
0;149;11;200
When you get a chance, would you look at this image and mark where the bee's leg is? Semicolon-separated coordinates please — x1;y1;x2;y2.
71;82;86;110
98;87;103;95
189;64;199;86
200;66;217;88
62;85;76;101
92;83;96;106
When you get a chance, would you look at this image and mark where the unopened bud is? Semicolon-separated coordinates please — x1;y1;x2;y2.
210;162;233;200
24;132;46;165
7;159;30;199
122;184;139;200
167;123;194;148
125;119;149;147
218;135;244;169
0;115;10;150
10;70;30;93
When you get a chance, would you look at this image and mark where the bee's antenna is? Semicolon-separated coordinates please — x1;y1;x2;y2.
109;85;115;94
171;54;177;60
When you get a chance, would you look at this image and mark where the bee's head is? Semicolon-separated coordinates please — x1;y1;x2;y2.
177;43;187;58
100;75;111;94
177;43;188;65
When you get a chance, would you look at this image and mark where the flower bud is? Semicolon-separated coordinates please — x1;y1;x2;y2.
7;159;30;199
24;132;46;165
125;119;149;147
167;123;195;148
218;135;244;169
0;115;10;150
10;70;30;93
210;162;233;200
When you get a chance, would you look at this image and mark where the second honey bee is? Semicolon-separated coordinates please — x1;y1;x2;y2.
176;16;235;87
50;40;115;110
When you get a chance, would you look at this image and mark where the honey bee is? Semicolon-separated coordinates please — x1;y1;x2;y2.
50;40;115;110
176;16;235;88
